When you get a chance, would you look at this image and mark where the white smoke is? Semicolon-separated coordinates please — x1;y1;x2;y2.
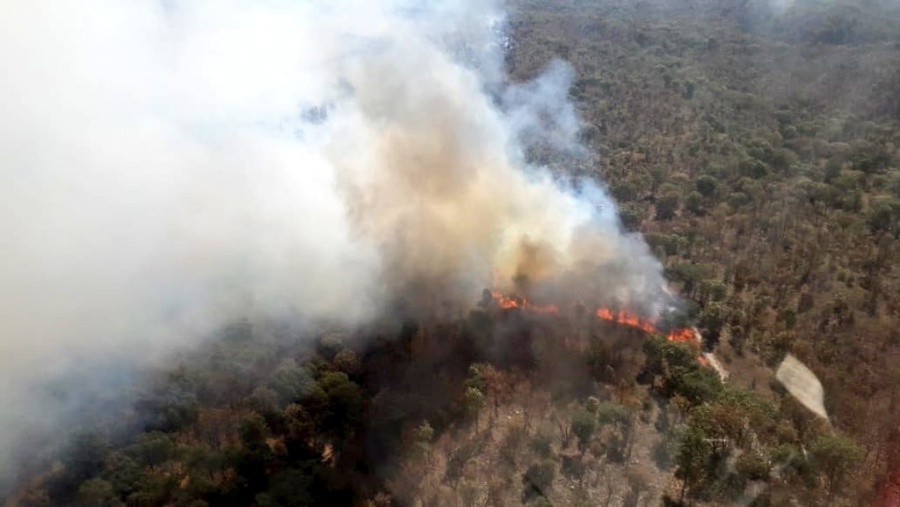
0;0;667;485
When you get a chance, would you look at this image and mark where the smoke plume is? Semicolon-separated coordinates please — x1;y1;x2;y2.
0;0;666;485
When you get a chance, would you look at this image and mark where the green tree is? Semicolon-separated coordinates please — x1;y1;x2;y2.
656;192;681;220
612;180;639;202
675;425;712;502
128;431;175;468
696;175;718;197
571;409;597;455
76;478;123;507
333;349;361;377
698;303;727;343
463;387;485;431
810;434;863;502
674;369;723;405
234;413;272;498
522;460;556;503
596;402;630;427
867;199;899;236
317;371;365;444
413;421;435;459
269;360;314;405
48;433;111;503
685;191;705;216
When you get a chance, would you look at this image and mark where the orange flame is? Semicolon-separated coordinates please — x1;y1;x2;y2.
489;290;707;364
595;308;656;334
489;291;559;315
665;327;696;344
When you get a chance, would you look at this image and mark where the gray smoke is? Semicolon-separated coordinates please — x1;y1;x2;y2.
0;0;667;483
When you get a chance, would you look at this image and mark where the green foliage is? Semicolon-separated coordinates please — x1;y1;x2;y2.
867;198;900;236
612;180;639;202
644;337;722;405
77;478;123;507
570;409;597;453
522;460;556;503
530;431;554;459
333;349;361;377
674;425;712;501
48;432;112;502
735;453;768;481
696;175;718;197
22;2;900;505
314;371;365;443
675;369;723;405
619;203;646;231
414;421;434;444
665;263;711;296
809;434;864;497
656;191;681;220
128;432;175;467
685;191;705;216
738;158;768;179
462;387;486;431
596;402;630;427
465;363;487;392
317;333;345;360
269;360;314;405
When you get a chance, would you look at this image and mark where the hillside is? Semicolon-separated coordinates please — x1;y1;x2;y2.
5;1;900;506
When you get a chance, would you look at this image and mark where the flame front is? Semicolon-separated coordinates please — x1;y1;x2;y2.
665;327;696;344
489;291;558;314
490;290;701;347
595;308;656;334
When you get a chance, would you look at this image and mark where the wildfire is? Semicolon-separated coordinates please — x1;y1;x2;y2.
489;291;559;314
665;327;696;344
489;290;699;345
594;308;656;334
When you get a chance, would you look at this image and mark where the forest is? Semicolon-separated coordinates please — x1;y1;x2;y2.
4;0;900;506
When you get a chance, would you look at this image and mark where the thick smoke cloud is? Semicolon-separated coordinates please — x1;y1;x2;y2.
0;0;666;484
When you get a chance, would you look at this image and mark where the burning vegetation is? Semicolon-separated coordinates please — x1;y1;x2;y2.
2;0;897;505
487;288;705;354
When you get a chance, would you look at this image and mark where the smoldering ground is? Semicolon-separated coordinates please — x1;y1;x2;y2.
0;0;668;488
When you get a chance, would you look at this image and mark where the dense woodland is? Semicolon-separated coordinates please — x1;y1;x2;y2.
7;0;900;505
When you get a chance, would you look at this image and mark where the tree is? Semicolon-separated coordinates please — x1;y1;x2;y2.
462;387;485;431
597;402;630;427
571;409;597;455
316;371;365;444
475;363;512;421
643;337;718;404
234;414;272;497
739;158;768;179
675;425;712;502
129;432;175;468
674;368;723;406
656;192;681;220
698;303;727;344
317;333;345;360
612;180;639;202
810;434;863;503
269;360;314;405
77;478;123;507
522;460;556;503
696;175;718;197
48;433;111;503
413;421;434;460
867;199;899;237
685;191;705;216
333;349;361;377
620;204;646;231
